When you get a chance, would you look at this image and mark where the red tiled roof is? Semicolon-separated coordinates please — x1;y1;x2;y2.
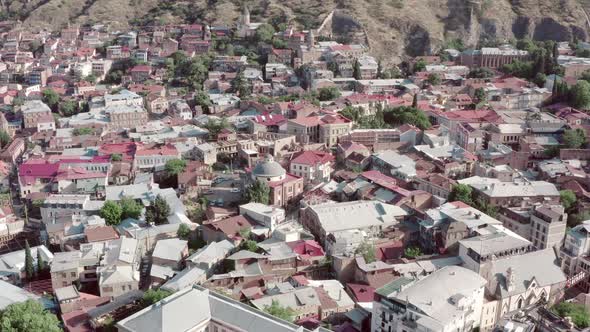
130;65;151;72
268;173;301;188
85;226;120;243
135;144;178;156
252;113;286;126
204;215;256;239
291;151;334;166
286;240;325;258
346;283;375;303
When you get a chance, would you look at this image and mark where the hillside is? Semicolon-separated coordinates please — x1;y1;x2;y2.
2;0;590;62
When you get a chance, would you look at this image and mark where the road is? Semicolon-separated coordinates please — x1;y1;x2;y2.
203;176;245;207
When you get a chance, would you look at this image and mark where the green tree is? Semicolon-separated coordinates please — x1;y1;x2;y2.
104;69;124;84
474;87;487;105
140;289;173;308
204;118;230;138
245;180;270;205
553;302;590;328
533;72;546;88
468;67;494;79
0;300;61;332
194;91;211;113
42;89;59;110
501;60;534;79
243;240;258;252
120;197;143;220
412;93;418;108
413;59;426;73
72;127;93;136
383;106;431;130
111;153;122;162
580;70;590;83
36;249;47;275
404;246;422;259
563;128;587;149
84;74;97;84
0;130;11;148
263;300;295;322
177;223;191;240
318;86;341;101
426;73;441;86
59;100;78;116
165;159;187;177
255;23;275;43
355;240;376;263
340;106;362;122
24;240;34;280
449;184;473;205
353;59;361;80
231;71;251;98
560;190;577;210
570;80;590;109
146;194;171;225
99;201;123;225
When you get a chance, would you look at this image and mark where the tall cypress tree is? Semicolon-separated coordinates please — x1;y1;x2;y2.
412;93;418;108
24;240;34;280
37;249;46;277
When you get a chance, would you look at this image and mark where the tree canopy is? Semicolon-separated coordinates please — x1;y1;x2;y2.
177;223;191;240
560;190;577;211
355;240;376;263
165;159;187;177
203;118;229;139
553;302;589;328
141;289;174;308
99;201;123;226
146;194;171;225
383;106;431;130
41;89;59;110
245;180;270;205
72;127;93;136
317;86;341;101
563;128;587;149
263;300;295;322
24;240;34;280
120;197;143;220
0;300;61;332
404;246;422;259
254;24;275;43
426;73;441;86
0;130;11;148
570;81;590;109
449;184;473;205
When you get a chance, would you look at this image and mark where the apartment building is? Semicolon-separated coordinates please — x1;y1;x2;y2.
289;150;334;183
21;100;52;129
371;266;486;332
460;46;529;68
498;205;567;250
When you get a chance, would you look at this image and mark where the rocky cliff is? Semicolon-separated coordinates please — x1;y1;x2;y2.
2;0;589;62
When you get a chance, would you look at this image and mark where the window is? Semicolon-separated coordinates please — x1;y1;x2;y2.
71;272;77;277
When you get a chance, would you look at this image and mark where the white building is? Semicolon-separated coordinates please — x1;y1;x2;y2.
239;202;285;231
289;151;334;184
371;266;486;332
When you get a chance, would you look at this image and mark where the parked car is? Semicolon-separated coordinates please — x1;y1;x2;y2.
230;188;240;193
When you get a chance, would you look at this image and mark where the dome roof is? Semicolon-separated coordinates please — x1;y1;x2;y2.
252;155;286;178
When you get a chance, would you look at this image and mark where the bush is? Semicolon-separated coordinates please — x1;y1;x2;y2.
553;302;590;328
